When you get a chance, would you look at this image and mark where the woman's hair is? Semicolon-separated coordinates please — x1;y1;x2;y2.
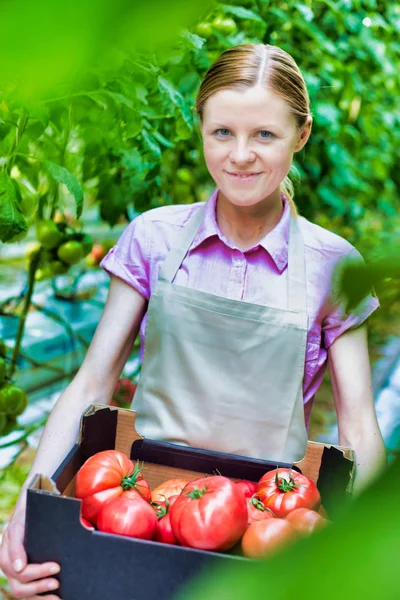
195;44;311;215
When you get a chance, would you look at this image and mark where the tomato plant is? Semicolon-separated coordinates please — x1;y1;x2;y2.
241;518;297;559
257;469;321;518
75;450;151;524
97;489;157;539
170;475;248;552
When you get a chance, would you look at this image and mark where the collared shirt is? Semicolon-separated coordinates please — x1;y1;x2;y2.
101;190;379;428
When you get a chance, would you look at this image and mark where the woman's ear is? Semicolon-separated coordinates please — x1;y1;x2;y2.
294;116;312;152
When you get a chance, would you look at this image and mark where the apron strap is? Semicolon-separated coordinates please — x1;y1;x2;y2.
288;216;307;313
159;200;307;314
159;204;206;283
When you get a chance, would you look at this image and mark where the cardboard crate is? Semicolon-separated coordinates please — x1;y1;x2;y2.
25;405;355;600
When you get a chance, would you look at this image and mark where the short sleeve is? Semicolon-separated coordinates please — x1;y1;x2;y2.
322;247;379;349
99;214;150;300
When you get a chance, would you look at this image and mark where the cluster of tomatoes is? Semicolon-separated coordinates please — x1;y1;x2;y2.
28;220;94;280
0;341;28;436
75;449;329;558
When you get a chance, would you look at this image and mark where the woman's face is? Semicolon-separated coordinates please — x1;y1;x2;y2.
201;85;311;210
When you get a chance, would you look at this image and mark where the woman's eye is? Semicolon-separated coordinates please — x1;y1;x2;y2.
259;130;274;139
215;128;231;137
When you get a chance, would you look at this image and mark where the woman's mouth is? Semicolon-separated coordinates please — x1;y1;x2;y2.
226;171;262;182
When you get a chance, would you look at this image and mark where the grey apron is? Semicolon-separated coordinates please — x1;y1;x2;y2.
133;203;308;463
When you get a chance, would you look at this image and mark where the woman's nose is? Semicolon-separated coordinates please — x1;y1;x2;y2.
229;141;256;165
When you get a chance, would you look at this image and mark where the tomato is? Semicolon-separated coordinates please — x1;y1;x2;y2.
2;415;18;436
0;384;28;416
212;16;237;35
97;489;157;539
247;495;276;525
176;167;194;185
80;516;95;530
153;495;179;545
286;508;330;537
36;220;63;249
111;378;137;408
242;518;297;559
151;478;190;503
48;260;69;276
0;357;6;385
170;475;248;552
57;240;84;265
235;480;257;499
75;450;151;524
194;22;213;39
257;469;321;518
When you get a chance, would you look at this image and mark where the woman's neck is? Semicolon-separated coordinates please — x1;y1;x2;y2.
216;191;284;251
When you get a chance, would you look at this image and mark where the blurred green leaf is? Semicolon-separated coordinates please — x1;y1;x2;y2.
220;4;265;22
178;458;400;600
45;161;84;219
0;172;28;243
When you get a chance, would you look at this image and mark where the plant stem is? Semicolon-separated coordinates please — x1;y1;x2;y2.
8;250;41;379
7;109;29;175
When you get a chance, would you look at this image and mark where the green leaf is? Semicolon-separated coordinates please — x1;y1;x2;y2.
0;172;28;243
220;4;265;22
45;161;84;219
151;129;175;148
180;30;206;50
295;3;314;22
158;76;192;128
141;130;162;158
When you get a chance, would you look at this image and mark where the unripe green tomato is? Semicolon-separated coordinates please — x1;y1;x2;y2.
25;242;42;262
36;220;63;249
35;266;53;281
0;384;28;416
0;357;6;385
57;241;84;265
177;167;194;185
49;260;69;276
212;16;237;35
195;22;213;39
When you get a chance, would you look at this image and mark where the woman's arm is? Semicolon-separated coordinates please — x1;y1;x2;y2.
0;275;147;598
328;324;387;495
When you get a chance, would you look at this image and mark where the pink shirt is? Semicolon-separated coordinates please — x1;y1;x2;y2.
101;190;379;427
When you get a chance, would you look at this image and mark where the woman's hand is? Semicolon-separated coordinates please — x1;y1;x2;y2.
0;507;61;599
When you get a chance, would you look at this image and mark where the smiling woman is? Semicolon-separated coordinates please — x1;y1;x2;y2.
0;43;386;598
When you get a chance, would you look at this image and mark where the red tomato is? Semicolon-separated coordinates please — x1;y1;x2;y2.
170;475;248;552
80;516;95;530
97;490;157;539
286;508;330;536
75;450;151;524
247;495;276;525
235;480;258;498
153;495;179;545
242;518;297;559
111;378;137;408
257;468;321;518
151;478;191;503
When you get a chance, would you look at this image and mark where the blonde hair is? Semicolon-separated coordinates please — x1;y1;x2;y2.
195;44;311;216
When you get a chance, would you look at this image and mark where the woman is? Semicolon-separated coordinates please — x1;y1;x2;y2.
0;43;386;598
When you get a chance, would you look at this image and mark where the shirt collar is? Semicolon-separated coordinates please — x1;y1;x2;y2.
191;189;290;273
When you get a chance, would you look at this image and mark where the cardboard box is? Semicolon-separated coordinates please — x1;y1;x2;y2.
25;405;355;600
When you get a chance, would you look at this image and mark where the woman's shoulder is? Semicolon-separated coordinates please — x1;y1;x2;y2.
141;202;205;229
298;215;357;260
